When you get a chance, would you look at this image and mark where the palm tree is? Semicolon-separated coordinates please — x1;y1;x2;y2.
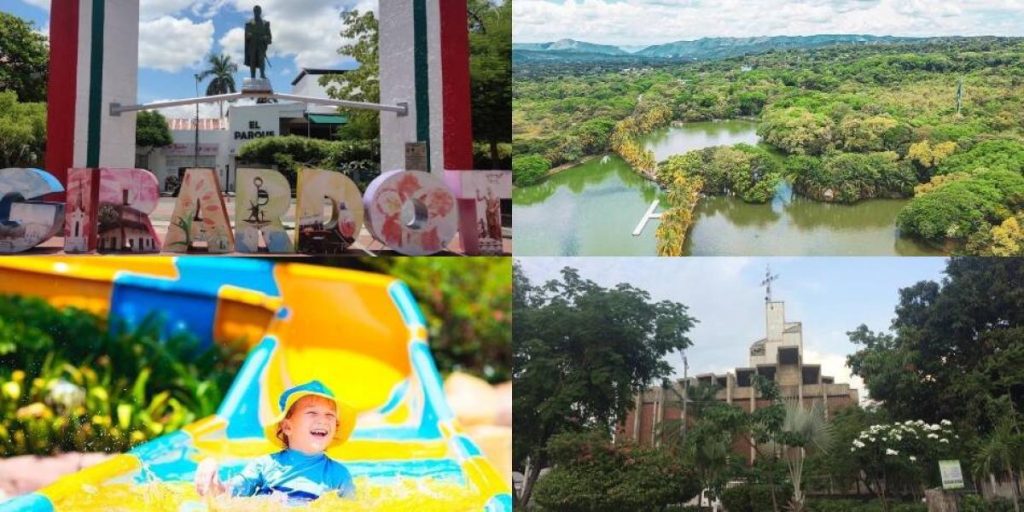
197;54;238;119
973;418;1024;512
760;401;833;512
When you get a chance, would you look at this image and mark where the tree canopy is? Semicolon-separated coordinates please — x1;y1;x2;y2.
469;0;511;168
0;12;48;103
513;263;696;508
136;110;173;150
847;257;1024;434
321;10;380;140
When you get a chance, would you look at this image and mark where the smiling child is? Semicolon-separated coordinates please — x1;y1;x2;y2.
194;380;357;504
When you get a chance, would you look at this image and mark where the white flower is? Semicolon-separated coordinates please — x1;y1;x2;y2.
940;419;951;426
927;433;939;439
853;440;865;448
940;438;949;444
886;448;899;456
851;447;856;452
910;456;917;462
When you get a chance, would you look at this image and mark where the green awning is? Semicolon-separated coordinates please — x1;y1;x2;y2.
306;113;348;125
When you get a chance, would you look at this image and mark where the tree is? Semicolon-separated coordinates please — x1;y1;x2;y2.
973;412;1024;512
196;53;238;119
469;0;511;168
0;90;45;168
512;153;549;187
321;10;379;140
0;12;48;103
847;258;1024;435
136;110;172;150
513;265;696;508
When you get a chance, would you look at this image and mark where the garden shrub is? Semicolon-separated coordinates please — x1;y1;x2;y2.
236;135;381;190
513;153;551;187
0;295;246;455
721;483;793;512
532;431;701;512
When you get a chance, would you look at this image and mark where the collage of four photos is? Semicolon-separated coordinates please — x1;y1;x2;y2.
1;0;1024;511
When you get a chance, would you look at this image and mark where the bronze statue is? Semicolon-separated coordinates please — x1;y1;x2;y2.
244;5;272;79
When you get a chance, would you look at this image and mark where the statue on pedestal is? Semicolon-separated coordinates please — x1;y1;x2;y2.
244;5;272;80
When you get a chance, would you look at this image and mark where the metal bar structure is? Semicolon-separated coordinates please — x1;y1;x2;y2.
632;199;663;236
110;92;408;117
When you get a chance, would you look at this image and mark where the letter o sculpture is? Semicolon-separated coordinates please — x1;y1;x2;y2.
363;170;458;255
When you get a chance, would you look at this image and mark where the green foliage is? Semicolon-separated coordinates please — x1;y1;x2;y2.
0;90;46;168
790;151;916;203
320;10;379;140
961;495;1018;512
236;135;380;190
469;0;512;166
658;144;782;203
656;174;703;256
0;12;49;102
196;53;238;118
532;432;700;512
936;139;1024;176
896;168;1024;244
474;142;511;170
197;54;237;96
136;110;173;149
721;484;792;512
513;265;696;508
365;258;511;383
0;295;245;456
758;106;834;155
512;153;550;186
847;258;1024;437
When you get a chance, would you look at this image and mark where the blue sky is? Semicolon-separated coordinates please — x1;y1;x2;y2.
516;257;950;400
6;0;374;117
514;0;1024;47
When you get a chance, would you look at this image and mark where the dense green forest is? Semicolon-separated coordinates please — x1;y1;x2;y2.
514;37;1024;255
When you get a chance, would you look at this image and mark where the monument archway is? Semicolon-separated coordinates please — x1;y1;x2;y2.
44;1;474;184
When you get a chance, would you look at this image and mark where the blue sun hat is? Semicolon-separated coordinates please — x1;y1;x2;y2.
264;380;356;449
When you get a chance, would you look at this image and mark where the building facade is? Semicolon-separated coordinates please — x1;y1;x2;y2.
138;68;350;193
619;295;859;462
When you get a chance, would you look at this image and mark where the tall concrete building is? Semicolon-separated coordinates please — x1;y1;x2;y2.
619;276;859;462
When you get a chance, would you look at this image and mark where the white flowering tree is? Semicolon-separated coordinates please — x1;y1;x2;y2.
848;419;958;511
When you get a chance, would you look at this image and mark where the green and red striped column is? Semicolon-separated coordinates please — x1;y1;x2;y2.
45;0;139;190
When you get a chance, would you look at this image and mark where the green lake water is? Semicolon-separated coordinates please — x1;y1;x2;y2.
513;120;944;256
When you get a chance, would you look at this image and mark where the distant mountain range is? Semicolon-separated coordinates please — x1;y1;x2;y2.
513;38;629;56
514;34;926;63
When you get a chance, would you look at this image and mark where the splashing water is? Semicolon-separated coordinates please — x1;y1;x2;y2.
52;477;486;511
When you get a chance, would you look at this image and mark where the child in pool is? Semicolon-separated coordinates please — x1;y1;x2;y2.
194;380;357;503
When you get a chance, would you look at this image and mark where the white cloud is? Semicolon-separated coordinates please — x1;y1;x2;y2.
138;16;214;72
514;0;1024;46
226;0;378;69
19;0;49;11
803;348;867;404
218;27;246;70
150;96;257;119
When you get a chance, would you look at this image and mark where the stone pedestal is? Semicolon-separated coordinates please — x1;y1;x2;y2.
242;78;273;93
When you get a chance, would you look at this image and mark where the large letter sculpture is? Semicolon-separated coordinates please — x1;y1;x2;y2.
235;168;293;253
0;168;65;253
447;170;511;255
295;168;364;254
165;168;234;253
363;170;458;255
65;168;161;253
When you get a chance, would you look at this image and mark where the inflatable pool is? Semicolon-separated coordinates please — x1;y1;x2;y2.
0;257;511;511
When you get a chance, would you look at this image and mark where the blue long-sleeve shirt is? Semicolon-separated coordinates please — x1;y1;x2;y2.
227;449;356;503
